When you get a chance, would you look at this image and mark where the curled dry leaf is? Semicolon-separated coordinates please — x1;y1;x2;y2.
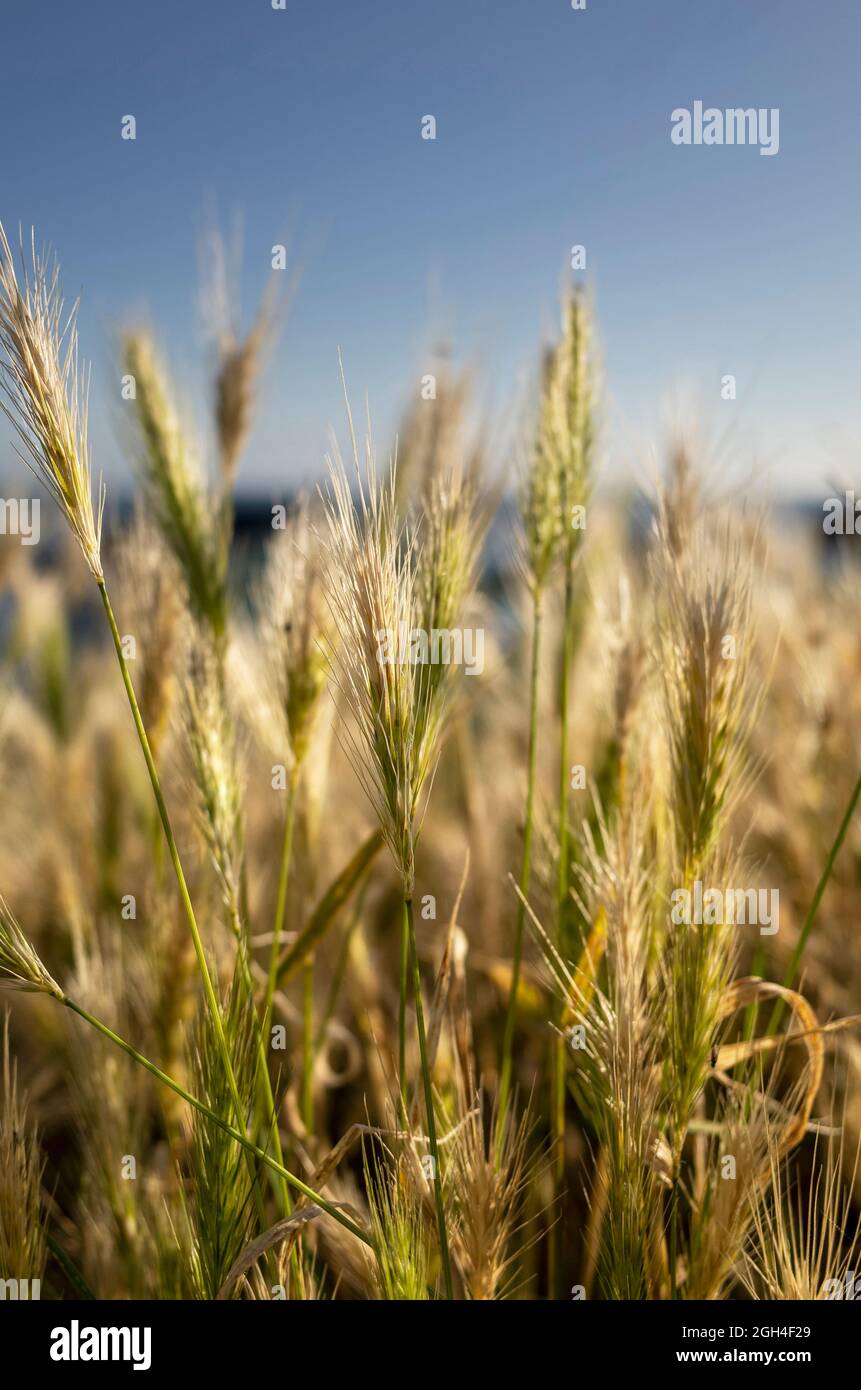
718;976;824;1166
216;1209;326;1299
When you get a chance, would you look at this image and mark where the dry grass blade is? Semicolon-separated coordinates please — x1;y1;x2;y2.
216;1209;325;1299
718;977;824;1164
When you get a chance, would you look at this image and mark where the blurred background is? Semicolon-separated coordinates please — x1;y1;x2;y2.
1;0;859;506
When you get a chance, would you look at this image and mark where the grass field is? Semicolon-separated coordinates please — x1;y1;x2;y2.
1;226;860;1301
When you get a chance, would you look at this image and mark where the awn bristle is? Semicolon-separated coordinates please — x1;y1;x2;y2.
0;1012;47;1284
448;1082;536;1300
182;640;245;924
520;288;595;592
254;497;331;770
122;329;228;650
116;514;183;765
184;978;258;1299
323;434;440;893
0;897;64;1000
741;1117;861;1300
0;225;104;579
200;222;284;489
363;1143;432;1300
652;506;759;873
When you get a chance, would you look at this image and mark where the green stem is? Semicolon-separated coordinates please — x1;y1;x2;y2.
743;940;766;1045
315;884;367;1053
399;895;409;1121
302;955;314;1135
499;594;543;1125
766;769;861;1037
405;896;453;1299
97;581;247;1138
669;1164;680;1300
62;995;372;1249
46;1231;96;1300
231;916;305;1295
550;562;575;1297
266;772;298;1027
230;906;292;1215
557;565;574;936
101;584;276;1279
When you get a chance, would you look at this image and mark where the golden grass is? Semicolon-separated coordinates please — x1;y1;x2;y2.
0;229;859;1301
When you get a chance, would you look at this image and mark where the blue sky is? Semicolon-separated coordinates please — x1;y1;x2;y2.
1;0;859;499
